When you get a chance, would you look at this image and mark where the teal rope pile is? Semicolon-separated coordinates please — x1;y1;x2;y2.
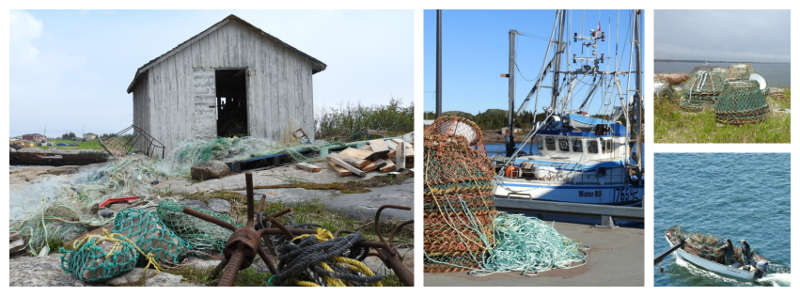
472;214;589;276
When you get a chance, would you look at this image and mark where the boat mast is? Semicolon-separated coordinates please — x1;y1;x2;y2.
634;10;643;174
550;10;567;112
506;30;518;157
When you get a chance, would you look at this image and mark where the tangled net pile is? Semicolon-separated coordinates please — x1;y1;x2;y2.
714;80;769;124
11;155;166;255
168;137;327;176
475;214;588;276
60;208;190;282
679;68;726;111
156;200;237;254
423;117;496;272
270;228;382;286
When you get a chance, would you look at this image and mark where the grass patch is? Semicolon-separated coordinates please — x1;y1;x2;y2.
654;94;790;143
316;98;413;141
165;265;271;286
47;139;104;150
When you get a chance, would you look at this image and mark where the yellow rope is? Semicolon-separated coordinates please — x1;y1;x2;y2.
290;228;382;287
73;229;162;274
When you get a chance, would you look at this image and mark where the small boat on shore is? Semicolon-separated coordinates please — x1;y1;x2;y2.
664;226;769;282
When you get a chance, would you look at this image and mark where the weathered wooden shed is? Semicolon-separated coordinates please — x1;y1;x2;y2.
127;14;326;154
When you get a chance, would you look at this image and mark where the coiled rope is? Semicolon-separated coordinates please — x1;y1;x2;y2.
269;228;382;286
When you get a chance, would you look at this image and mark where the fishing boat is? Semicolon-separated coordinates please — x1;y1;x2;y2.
664;227;768;282
493;10;643;205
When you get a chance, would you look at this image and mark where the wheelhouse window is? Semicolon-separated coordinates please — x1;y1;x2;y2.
558;138;570;152
572;138;583;153
535;136;544;151
602;139;611;154
545;137;556;151
588;139;599;153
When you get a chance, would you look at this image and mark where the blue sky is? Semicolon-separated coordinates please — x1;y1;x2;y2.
423;10;643;115
10;10;413;138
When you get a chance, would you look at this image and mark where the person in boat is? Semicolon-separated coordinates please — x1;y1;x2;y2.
739;240;753;265
716;239;737;265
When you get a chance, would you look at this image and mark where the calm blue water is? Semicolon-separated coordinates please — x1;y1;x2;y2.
484;143;537;156
654;153;790;286
654;61;790;88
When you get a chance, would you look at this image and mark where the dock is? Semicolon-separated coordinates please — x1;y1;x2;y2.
424;221;644;286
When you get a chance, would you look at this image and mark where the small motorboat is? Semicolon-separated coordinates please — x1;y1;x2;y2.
664;226;769;282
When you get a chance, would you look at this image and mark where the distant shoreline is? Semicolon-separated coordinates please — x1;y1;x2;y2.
654;59;789;65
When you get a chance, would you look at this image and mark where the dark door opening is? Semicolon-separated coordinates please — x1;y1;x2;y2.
215;69;248;138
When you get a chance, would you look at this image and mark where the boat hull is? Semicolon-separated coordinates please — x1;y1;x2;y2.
665;235;756;282
493;178;643;205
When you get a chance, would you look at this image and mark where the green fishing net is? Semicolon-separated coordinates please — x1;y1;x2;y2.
156;200;238;254
679;68;726;111
112;209;190;266
59;233;139;283
714;80;769;124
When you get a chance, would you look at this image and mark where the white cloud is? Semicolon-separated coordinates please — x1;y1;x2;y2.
10;10;43;64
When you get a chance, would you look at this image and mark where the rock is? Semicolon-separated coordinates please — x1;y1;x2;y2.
98;208;115;218
10;254;85;286
180;199;210;211
654;73;690;85
107;268;188;286
207;198;231;214
183;256;222;270
10;232;27;256
190;161;231;181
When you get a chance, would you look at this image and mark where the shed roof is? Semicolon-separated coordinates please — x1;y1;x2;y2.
127;14;326;93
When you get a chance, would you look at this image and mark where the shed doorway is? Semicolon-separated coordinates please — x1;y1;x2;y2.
215;69;248;137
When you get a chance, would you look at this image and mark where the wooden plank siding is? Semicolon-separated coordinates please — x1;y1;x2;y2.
131;20;317;155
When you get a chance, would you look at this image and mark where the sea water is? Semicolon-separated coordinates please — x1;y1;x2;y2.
654;153;790;286
655;61;790;88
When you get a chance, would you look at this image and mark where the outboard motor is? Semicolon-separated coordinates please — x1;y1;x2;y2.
754;260;769;279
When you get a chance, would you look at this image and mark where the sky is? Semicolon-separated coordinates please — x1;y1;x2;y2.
9;10;413;138
654;10;790;62
423;10;643;115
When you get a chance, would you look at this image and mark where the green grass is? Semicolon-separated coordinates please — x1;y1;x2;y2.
47;139;104;150
315;98;413;141
654;93;790;143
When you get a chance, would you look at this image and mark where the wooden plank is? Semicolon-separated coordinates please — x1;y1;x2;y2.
339;147;372;160
379;160;396;172
335;153;369;169
395;141;406;169
327;155;366;177
369;139;389;153
327;159;352;177
296;162;322;173
340;147;388;162
362;161;378;173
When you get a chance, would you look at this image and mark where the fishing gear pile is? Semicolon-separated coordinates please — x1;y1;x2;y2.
156;200;237;254
678;68;726;111
476;214;589;276
270;228;383;286
60;208;189;283
714;80;769;124
423;116;496;272
667;225;726;261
